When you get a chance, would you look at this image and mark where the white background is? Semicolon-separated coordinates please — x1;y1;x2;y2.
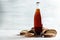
0;0;60;40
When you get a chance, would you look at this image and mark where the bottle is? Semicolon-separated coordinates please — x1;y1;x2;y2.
34;2;43;36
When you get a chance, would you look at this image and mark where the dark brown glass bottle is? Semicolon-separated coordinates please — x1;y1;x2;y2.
34;2;43;36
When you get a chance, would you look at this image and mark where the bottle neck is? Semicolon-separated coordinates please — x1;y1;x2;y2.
36;2;40;9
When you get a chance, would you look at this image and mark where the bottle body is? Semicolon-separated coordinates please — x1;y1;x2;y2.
34;8;42;36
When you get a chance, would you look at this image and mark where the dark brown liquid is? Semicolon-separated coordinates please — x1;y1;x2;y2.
34;8;42;36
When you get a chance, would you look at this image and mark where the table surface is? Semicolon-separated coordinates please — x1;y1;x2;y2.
0;29;60;40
